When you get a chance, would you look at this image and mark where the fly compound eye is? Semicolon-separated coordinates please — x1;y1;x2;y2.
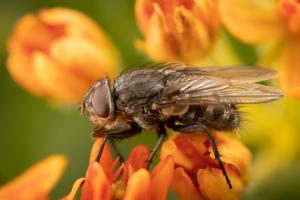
91;79;114;119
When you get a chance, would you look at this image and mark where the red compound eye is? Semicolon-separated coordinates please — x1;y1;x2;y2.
91;81;111;118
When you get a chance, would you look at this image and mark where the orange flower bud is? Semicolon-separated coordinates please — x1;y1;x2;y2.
135;0;220;63
7;7;120;103
161;132;251;200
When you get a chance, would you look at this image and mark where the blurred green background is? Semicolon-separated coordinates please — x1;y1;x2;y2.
1;0;300;199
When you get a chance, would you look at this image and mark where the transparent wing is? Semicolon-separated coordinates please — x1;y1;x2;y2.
154;75;284;108
174;65;278;83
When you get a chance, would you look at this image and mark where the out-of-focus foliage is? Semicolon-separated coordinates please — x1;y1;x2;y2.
1;0;300;199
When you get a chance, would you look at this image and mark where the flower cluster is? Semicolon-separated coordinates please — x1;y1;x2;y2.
62;133;250;200
63;138;174;200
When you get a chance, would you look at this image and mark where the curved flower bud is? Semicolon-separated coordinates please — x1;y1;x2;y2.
0;155;67;200
7;7;120;103
161;132;251;200
135;0;220;63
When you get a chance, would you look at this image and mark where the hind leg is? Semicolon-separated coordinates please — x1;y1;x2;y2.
167;121;232;189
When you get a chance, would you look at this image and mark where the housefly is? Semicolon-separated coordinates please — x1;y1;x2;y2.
81;63;284;189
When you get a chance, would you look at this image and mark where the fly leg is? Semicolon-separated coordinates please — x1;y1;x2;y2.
94;124;141;162
167;121;233;189
146;127;167;169
108;139;125;162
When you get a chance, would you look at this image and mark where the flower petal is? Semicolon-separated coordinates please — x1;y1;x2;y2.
278;37;300;98
197;168;244;200
89;138;115;178
8;13;58;53
80;162;111;200
171;167;203;200
151;155;174;200
209;133;251;177
127;144;149;170
135;0;155;34
122;145;149;183
172;5;210;61
6;42;46;96
39;7;105;43
0;155;67;200
161;133;212;171
32;52;90;102
50;36;119;81
219;0;286;43
62;178;85;200
142;3;180;61
123;169;151;200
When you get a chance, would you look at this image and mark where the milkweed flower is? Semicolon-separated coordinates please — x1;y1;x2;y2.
161;132;251;200
219;0;300;98
7;7;120;103
0;154;67;200
63;139;174;200
135;0;220;63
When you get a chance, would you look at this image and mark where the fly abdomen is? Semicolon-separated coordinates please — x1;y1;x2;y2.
179;104;240;131
203;104;240;131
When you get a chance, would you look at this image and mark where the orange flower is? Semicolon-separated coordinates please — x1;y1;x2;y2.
135;0;220;63
64;139;174;200
0;154;67;200
161;132;251;200
7;7;120;103
219;0;300;98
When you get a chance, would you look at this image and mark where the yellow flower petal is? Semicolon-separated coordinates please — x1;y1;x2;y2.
6;42;46;96
171;167;203;200
39;7;106;43
135;0;155;35
62;178;85;200
151;155;174;200
32;52;90;102
143;3;179;61
123;169;151;200
197;168;244;200
209;134;252;177
50;37;116;81
0;155;67;200
219;0;286;43
278;37;300;98
172;5;210;62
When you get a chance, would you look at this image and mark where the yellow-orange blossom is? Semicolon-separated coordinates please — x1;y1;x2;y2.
7;7;120;103
219;0;300;98
135;0;220;63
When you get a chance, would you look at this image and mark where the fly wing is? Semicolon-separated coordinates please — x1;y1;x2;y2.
153;74;284;109
174;66;278;83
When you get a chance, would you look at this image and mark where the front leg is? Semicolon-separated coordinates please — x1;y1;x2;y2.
94;123;141;162
146;127;167;169
167;121;233;189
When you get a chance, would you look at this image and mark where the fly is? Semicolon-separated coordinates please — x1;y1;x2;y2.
81;63;284;189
